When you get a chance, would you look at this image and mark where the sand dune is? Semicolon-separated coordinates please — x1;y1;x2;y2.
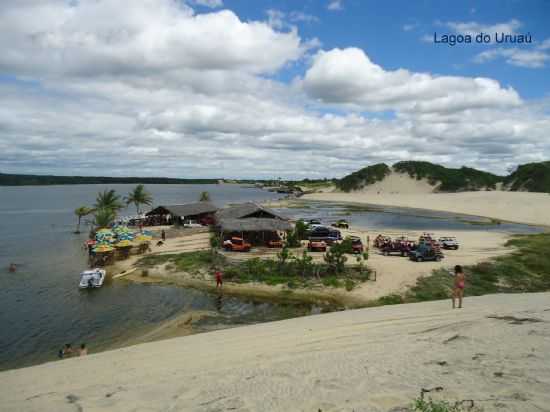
306;190;550;227
2;292;549;411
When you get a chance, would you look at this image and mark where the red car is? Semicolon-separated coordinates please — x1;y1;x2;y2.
223;237;251;252
308;240;327;252
350;237;364;254
267;239;283;248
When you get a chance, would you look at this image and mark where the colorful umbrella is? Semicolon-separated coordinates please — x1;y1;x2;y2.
115;240;133;248
135;234;152;242
93;244;114;253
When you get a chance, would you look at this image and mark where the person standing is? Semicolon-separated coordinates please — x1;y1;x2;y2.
452;265;466;309
161;229;166;242
215;270;223;288
79;343;88;356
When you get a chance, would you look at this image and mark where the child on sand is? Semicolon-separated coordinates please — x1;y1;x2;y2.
79;343;88;356
452;265;465;309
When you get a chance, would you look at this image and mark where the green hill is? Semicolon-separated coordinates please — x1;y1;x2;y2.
392;161;502;192
503;161;550;193
336;163;391;192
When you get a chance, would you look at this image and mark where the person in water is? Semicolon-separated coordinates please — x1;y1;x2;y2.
79;343;88;356
452;265;466;309
8;263;16;272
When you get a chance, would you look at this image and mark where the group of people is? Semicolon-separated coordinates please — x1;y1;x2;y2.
58;343;87;359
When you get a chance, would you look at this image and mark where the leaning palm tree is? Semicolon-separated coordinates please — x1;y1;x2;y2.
199;191;211;202
94;189;124;212
124;184;153;215
93;208;116;229
74;206;93;234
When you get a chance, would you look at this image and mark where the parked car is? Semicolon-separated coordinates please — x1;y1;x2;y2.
332;219;349;229
381;240;413;257
439;237;459;250
409;244;443;262
309;226;342;245
223;237;251;252
183;220;203;228
307;218;322;226
267;239;283;248
350;236;364;254
308;240;327;252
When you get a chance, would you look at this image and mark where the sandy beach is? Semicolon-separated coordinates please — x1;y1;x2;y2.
304;190;550;227
2;292;549;412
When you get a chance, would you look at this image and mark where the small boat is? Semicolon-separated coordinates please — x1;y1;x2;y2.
79;268;106;289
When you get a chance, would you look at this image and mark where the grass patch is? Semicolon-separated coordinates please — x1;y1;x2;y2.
137;251;215;272
383;233;550;305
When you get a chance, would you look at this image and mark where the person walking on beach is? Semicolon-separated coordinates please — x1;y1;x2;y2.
79;343;88;356
452;265;466;309
215;270;223;288
161;229;166;242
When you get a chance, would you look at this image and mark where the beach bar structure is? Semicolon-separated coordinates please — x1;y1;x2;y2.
215;203;292;245
145;202;218;226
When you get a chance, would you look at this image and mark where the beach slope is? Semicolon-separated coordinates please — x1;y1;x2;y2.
1;293;549;411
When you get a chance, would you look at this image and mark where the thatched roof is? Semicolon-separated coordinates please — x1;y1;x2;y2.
146;202;218;217
215;202;287;220
218;218;292;232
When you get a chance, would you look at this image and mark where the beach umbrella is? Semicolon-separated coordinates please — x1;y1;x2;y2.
135;234;152;243
85;240;96;246
115;240;133;248
93;244;114;253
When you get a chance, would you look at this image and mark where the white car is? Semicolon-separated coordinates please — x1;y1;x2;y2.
183;220;203;228
438;237;459;250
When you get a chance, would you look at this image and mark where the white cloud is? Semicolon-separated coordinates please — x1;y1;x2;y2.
445;19;522;36
403;23;418;32
327;0;343;11
302;48;521;113
289;11;319;24
0;2;548;179
190;0;223;8
537;38;550;50
475;48;549;68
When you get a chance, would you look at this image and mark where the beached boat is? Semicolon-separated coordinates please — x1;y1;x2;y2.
79;269;106;289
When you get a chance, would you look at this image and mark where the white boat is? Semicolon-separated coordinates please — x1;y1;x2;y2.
79;268;106;289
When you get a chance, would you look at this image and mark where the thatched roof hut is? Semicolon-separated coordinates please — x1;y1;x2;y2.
146;202;218;218
218;218;291;232
215;202;286;221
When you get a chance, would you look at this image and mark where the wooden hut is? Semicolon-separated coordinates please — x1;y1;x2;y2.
215;203;291;245
146;202;218;226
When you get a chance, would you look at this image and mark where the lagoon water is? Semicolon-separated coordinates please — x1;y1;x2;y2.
0;185;542;371
0;184;287;371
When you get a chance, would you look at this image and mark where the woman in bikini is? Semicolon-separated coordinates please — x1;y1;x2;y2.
452;265;465;309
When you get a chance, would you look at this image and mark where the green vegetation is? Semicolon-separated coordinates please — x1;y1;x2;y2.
413;396;480;412
336;163;391;192
376;233;550;305
94;189;124;212
124;184;153;214
0;173;220;186
138;250;215;272
93;207;116;228
199;191;211;202
393;161;502;192
503;161;550;193
74;206;93;234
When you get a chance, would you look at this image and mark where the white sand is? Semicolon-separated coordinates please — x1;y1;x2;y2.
305;190;550;227
2;292;549;411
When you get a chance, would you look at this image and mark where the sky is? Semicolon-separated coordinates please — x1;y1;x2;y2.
0;0;549;179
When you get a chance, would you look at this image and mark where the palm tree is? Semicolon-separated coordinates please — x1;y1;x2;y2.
199;191;211;202
124;184;153;215
93;208;116;229
94;189;124;212
74;206;93;234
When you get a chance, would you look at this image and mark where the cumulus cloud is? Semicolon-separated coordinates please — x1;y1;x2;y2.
190;0;223;8
0;2;548;179
444;19;522;36
327;0;343;11
302;48;521;113
474;48;549;68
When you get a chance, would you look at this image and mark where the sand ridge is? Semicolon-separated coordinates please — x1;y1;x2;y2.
1;292;549;411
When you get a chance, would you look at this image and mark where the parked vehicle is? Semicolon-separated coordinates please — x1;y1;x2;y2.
409;244;443;262
79;268;106;289
309;226;342;245
332;219;349;229
381;240;413;257
223;237;251;252
308;240;327;252
374;234;392;248
199;216;215;226
183;220;203;228
267;239;283;248
350;236;364;254
307;218;322;226
439;237;459;250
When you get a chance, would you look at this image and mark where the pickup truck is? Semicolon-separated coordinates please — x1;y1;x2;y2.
223;237;251;252
409;244;443;262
